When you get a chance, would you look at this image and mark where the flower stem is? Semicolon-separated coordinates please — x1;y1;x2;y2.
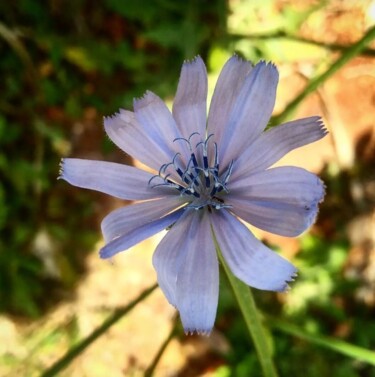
271;25;375;125
217;249;278;377
144;316;179;377
40;283;158;377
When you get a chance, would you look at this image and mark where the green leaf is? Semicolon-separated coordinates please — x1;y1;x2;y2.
215;238;279;377
270;318;375;366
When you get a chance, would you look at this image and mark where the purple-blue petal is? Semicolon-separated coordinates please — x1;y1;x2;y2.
133;91;189;162
59;158;174;200
207;55;252;148
152;209;197;307
227;166;325;237
101;196;186;243
100;208;184;259
219;61;279;168
210;210;297;291
172;56;208;139
153;209;219;334
231;116;328;180
104;110;175;172
175;210;218;334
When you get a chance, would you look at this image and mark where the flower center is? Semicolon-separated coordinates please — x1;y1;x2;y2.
149;133;233;210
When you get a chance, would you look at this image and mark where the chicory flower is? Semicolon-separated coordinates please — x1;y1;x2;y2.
59;56;327;334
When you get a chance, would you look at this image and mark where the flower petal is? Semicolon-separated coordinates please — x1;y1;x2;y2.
211;210;297;291
175;210;218;334
231;117;328;180
172;56;208;138
59;158;174;200
219;61;279;168
227;167;325;236
153;209;219;334
207;55;252;147
104;110;175;172
134;91;189;161
100;208;184;259
101;196;185;243
152;209;197;307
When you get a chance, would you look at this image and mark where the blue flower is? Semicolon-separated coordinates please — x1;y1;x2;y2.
59;56;327;334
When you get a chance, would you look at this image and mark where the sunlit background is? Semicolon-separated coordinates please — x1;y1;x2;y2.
1;0;375;376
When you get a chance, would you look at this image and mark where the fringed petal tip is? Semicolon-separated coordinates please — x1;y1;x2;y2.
99;247;108;259
255;59;278;72
309;175;326;206
99;247;116;260
99;239;123;259
280;269;299;293
228;55;278;70
315;117;329;136
304;176;326;229
133;90;158;110
103;110;134;140
103;111;122;126
103;113;122;141
98;254;115;265
230;53;246;63
184;327;212;336
57;158;65;180
319;177;327;203
182;55;203;65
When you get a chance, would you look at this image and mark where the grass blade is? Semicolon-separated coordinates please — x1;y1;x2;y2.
216;244;278;377
40;283;158;377
270;318;375;366
272;25;375;125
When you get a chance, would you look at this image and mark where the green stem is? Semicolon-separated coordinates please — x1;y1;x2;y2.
229;31;375;57
144;317;179;377
269;318;375;366
271;25;375;125
40;283;158;377
217;250;278;377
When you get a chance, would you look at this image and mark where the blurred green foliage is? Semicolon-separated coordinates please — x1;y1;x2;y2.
0;0;226;316
216;237;375;377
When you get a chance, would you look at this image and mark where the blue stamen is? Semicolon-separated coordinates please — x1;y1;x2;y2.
203;155;209;170
205;175;210;188
173;136;190;146
213;142;219;172
148;175;160;185
210;188;217;197
159;163;169;175
173;132;200;152
189;172;200;187
222;160;234;185
190;153;199;173
188;132;201;142
150;132;234;210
